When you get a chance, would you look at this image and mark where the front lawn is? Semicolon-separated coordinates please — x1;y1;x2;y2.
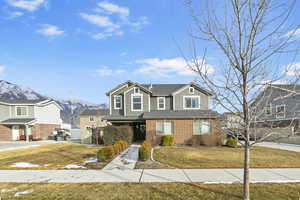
0;183;299;200
152;146;300;169
0;143;101;170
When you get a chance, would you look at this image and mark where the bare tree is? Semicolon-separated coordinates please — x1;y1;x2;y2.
183;0;300;199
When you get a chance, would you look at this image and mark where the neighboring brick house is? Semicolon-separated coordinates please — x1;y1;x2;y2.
0;99;63;141
105;80;222;145
80;109;109;144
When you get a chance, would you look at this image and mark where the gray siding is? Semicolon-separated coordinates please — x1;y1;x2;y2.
125;88;150;116
174;86;209;110
150;96;172;111
0;104;9;121
110;85;129;116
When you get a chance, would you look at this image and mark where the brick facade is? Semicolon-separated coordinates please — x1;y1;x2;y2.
0;124;60;141
146;119;224;145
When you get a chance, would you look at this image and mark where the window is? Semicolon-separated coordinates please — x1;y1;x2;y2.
156;121;174;135
189;87;195;94
132;94;143;111
134;87;140;94
265;104;272;115
89;116;95;122
183;96;200;109
16;106;28;116
193;121;211;135
114;95;122;109
157;97;165;110
276;105;285;118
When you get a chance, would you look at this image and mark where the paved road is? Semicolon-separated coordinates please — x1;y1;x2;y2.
257;142;300;153
103;144;139;170
0;168;299;184
0;141;61;152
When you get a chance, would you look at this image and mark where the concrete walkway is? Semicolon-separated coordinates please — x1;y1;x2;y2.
0;168;300;184
103;144;139;170
257;142;300;153
0;141;60;152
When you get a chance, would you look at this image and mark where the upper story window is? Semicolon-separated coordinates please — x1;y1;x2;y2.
89;116;95;122
276;105;285;118
132;94;143;111
189;87;195;94
134;87;140;94
265;104;272;116
183;96;200;109
114;95;122;109
16;106;28;117
157;97;165;110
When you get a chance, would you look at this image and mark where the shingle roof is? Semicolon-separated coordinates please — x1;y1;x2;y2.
80;109;109;116
0;98;48;104
143;110;219;119
141;84;186;96
0;118;36;125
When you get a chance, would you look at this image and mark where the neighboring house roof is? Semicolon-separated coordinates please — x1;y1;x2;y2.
106;80;213;97
143;110;219;119
80;109;109;116
104;115;144;121
0;118;36;125
0;98;48;104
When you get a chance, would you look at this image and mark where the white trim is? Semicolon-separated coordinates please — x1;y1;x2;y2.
15;106;29;117
108;84;128;96
157;97;166;110
109;84;128;115
265;104;272;116
276;104;286;119
114;95;122;110
183;96;201;110
172;85;191;95
173;96;175;110
189;87;195;94
148;95;151;112
124;87;135;116
134;87;140;94
131;93;143;112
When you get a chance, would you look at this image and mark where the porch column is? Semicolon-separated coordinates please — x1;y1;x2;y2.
25;125;30;143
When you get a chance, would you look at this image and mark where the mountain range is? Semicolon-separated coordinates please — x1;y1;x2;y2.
0;80;107;127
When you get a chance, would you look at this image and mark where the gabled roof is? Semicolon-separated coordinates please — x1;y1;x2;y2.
0;98;48;104
0;118;36;125
106;80;213;97
80;109;109;116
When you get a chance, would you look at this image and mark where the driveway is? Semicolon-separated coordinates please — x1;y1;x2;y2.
257;142;300;153
0;141;60;152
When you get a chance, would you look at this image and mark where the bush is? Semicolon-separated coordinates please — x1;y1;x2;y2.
226;138;238;148
139;141;151;161
97;148;108;162
112;143;121;155
116;140;128;151
200;134;224;147
161;135;174;146
103;125;134;145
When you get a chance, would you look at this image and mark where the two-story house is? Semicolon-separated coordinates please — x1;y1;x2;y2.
80;109;109;144
252;84;300;134
105;80;222;145
0;99;63;141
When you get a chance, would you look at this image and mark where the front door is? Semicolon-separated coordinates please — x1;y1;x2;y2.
12;125;20;141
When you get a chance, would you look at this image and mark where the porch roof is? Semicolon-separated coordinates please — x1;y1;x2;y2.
143;110;219;119
0;118;36;125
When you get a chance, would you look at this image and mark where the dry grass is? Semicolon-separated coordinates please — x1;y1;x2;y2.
0;183;299;200
0;143;100;170
154;146;300;169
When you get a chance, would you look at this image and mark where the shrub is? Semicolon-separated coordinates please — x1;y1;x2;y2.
139;141;151;161
161;135;174;146
112;143;121;155
226;138;238;148
200;134;224;147
103;125;134;145
116;140;128;151
97;148;108;162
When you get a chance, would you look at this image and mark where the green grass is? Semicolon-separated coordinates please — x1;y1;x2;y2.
0;143;100;169
153;146;300;169
0;183;299;200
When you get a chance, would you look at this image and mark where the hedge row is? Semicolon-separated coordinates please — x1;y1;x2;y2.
103;125;134;145
161;135;174;146
97;140;128;162
139;141;151;161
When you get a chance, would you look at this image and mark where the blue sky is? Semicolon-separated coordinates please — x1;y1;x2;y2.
0;0;300;104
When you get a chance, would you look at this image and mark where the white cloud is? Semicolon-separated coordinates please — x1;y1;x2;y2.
92;30;123;40
36;24;64;37
135;57;214;78
95;66;125;76
7;11;24;19
6;0;45;11
80;13;119;30
96;1;129;20
120;52;128;56
0;65;7;73
284;62;300;76
285;29;300;39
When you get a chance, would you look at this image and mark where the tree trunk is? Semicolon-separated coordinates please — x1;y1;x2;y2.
243;142;250;200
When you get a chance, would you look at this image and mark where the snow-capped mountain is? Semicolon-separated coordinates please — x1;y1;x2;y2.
0;80;107;127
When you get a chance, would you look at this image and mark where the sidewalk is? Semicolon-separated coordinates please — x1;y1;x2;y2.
103;144;139;170
0;168;299;184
